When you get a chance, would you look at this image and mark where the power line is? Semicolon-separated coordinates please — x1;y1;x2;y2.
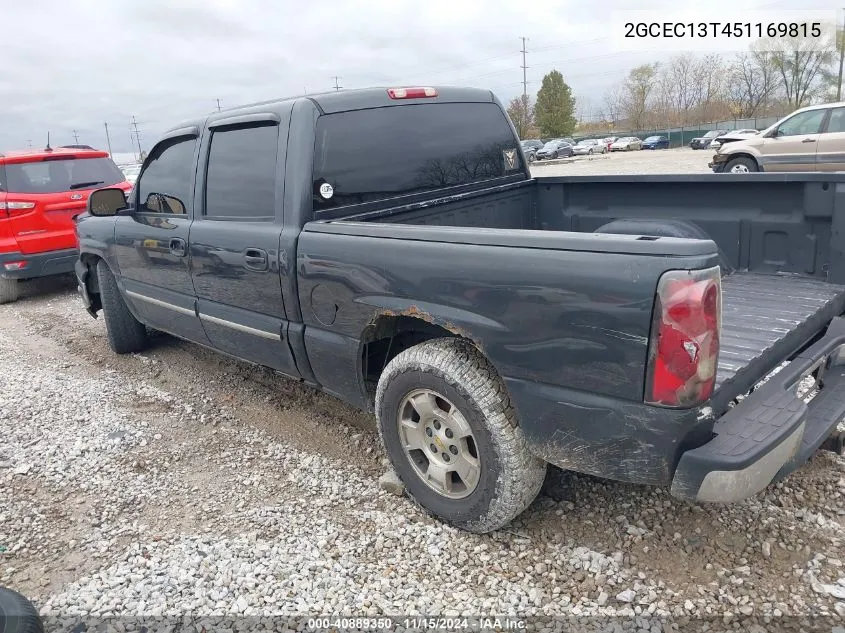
331;75;342;91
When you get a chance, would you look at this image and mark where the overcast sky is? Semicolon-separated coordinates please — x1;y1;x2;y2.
0;0;831;158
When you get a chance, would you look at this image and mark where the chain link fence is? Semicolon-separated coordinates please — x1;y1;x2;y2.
577;114;788;147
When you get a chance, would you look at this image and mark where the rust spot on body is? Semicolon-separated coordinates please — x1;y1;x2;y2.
373;306;481;351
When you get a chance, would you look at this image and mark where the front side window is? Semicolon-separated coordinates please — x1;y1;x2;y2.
777;110;826;137
137;137;198;215
312;102;523;212
204;124;278;220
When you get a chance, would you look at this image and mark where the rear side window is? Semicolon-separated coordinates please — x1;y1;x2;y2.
204;124;278;220
313;103;523;212
4;157;125;194
137;137;197;215
827;107;845;134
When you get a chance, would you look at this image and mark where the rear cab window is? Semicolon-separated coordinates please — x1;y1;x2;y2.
3;157;125;194
312;102;524;215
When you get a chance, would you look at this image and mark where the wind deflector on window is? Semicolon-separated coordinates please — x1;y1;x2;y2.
312;102;526;218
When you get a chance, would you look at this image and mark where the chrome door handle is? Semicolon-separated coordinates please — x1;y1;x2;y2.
169;238;187;257
244;248;268;271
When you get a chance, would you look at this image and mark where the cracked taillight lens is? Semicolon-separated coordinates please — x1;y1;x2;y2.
646;266;721;408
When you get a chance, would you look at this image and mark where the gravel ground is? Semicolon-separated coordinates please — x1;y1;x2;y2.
2;271;845;629
530;147;713;176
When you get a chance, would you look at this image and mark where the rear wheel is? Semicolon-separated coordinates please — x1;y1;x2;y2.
0;278;20;305
724;156;758;173
96;260;149;354
376;338;546;533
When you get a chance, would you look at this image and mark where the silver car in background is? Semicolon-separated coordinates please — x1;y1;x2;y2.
610;137;642;151
572;139;608;155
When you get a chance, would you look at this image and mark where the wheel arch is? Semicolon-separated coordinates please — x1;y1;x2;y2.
359;311;489;407
78;252;104;314
723;152;760;171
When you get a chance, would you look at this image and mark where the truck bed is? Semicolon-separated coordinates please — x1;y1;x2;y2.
715;272;845;406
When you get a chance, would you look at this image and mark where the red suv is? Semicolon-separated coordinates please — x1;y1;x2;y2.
0;146;132;303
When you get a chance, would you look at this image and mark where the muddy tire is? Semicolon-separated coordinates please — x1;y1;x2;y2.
0;278;20;305
376;338;546;533
0;586;43;633
96;260;148;354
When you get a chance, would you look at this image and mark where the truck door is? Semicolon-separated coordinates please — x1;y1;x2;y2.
114;131;210;344
189;112;300;379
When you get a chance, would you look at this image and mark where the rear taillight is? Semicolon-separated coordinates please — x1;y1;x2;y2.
645;266;721;408
3;261;28;271
0;201;36;218
387;87;438;99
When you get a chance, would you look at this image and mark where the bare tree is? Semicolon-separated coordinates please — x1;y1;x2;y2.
769;36;835;108
726;49;778;117
695;54;726;120
506;96;534;139
621;63;659;130
603;90;625;126
664;54;699;124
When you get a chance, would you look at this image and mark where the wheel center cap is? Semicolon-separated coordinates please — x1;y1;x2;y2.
433;435;447;452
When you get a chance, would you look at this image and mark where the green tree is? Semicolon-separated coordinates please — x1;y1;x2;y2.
534;70;576;137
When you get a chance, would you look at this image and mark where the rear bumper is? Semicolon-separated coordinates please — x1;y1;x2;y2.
671;316;845;502
508;316;845;500
0;249;78;279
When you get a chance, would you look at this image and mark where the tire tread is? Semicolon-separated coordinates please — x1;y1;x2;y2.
0;278;20;305
376;338;546;533
96;260;148;354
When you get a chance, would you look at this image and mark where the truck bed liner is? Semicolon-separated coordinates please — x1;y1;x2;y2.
716;273;845;401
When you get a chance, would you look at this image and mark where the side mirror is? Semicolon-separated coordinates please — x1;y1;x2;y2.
88;188;129;217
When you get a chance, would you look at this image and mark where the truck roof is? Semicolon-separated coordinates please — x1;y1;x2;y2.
165;86;497;134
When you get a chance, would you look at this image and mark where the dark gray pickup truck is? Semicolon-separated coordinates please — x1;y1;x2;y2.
76;86;845;533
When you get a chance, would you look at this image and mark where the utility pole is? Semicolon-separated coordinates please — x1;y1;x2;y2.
520;36;529;106
216;98;222;112
26;139;32;149
72;130;80;144
519;36;530;138
103;122;113;157
331;76;342;92
131;116;143;160
838;8;845;101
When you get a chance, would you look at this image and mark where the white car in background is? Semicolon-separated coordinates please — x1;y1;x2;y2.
120;163;142;185
708;129;760;150
610;137;642;151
